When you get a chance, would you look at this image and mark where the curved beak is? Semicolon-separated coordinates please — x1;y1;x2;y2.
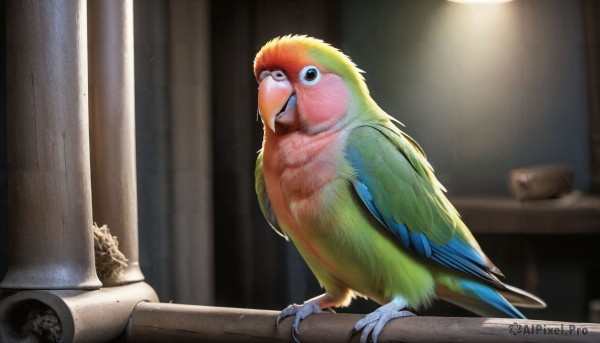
258;75;294;133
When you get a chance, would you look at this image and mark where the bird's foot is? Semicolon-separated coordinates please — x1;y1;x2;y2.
348;297;415;343
276;300;335;343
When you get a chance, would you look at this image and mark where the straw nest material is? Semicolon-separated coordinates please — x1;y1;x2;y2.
20;305;61;343
93;223;128;281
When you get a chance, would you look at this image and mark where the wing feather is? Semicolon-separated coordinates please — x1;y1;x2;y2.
346;123;504;286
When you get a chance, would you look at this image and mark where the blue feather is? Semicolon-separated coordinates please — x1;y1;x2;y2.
354;181;387;228
408;232;432;258
431;239;501;286
386;221;410;248
458;278;526;319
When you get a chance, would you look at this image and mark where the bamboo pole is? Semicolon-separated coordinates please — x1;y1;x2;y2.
1;0;101;290
88;0;144;285
128;303;600;343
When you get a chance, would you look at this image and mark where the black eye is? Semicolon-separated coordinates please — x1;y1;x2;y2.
299;65;321;85
305;68;317;81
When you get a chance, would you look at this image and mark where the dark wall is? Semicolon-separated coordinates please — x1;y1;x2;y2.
342;0;590;195
0;0;7;282
210;0;341;310
134;0;174;302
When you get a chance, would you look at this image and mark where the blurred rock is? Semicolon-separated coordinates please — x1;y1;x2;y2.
508;165;573;201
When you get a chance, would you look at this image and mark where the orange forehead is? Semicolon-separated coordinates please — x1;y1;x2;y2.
254;39;315;82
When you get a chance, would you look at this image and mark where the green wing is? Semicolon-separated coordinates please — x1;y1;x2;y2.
255;151;288;240
346;123;504;286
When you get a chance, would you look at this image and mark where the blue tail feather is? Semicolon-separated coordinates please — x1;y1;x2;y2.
452;278;526;319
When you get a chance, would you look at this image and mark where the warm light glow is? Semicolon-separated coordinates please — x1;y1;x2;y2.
448;0;513;3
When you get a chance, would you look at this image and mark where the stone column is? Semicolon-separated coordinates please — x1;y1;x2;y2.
1;0;102;290
88;0;144;285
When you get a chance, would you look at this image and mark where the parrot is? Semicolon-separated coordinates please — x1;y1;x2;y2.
253;35;546;343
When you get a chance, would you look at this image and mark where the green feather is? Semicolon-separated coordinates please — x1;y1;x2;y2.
255;151;287;239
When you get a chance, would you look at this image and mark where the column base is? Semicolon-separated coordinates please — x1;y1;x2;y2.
0;282;158;343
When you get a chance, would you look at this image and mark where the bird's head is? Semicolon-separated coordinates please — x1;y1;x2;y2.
254;35;370;135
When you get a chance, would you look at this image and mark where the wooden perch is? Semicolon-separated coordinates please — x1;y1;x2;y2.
128;303;600;343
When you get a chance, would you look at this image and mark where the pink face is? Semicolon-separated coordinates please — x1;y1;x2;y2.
295;70;351;134
257;64;351;135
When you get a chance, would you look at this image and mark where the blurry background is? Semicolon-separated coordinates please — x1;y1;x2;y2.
1;0;600;323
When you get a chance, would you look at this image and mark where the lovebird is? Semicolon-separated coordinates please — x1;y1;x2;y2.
254;35;545;343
